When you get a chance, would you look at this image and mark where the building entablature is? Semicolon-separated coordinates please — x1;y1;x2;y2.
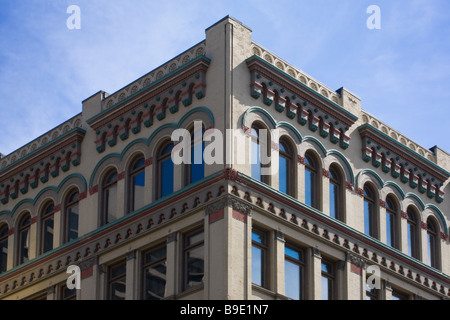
358;123;449;204
87;55;210;154
0;126;85;206
246;55;358;151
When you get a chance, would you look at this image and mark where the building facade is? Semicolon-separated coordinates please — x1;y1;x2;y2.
0;17;449;300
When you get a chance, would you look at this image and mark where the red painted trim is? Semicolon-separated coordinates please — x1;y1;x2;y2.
209;209;224;224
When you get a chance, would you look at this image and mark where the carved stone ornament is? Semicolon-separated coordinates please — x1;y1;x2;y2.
205;195;252;216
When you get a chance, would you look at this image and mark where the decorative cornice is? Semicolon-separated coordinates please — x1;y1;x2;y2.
0;128;85;205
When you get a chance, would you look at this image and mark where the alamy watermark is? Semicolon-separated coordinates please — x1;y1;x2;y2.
66;5;81;30
367;5;381;30
66;265;81;290
170;121;280;176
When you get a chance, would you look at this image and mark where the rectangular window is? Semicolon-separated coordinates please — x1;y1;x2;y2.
284;245;304;300
251;228;268;288
142;245;167;300
321;260;335;300
183;228;204;291
108;261;126;300
60;284;76;300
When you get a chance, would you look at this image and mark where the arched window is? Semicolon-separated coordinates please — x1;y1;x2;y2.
385;196;398;249
329;165;343;221
363;184;378;238
41;201;55;254
279;139;294;196
17;213;31;265
406;207;419;259
102;170;118;225
426;217;439;269
157;142;174;199
186;125;205;186
251;124;270;184
305;152;319;209
129;156;146;213
65;190;79;243
0;224;8;273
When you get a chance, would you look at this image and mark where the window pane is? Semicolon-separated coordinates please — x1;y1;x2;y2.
321;276;331;300
251;131;261;181
132;170;145;211
0;237;7;273
305;169;314;207
190;141;204;184
386;212;393;247
67;205;79;242
364;200;372;236
144;246;167;300
20;229;30;264
186;246;204;288
161;158;174;198
144;262;167;300
407;223;414;257
251;245;263;286
106;184;118;223
252;230;265;244
42;217;54;253
285;260;300;300
285;246;302;261
329;182;337;219
427;233;434;267
110;281;126;300
279;155;288;194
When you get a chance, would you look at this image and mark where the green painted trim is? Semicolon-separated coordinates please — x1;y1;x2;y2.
358;123;450;178
383;181;406;199
242;107;277;129
276;121;303;143
89;153;121;188
404;192;426;211
424;204;448;235
303;136;327;156
89;106;215;187
246;55;359;122
326;149;355;184
56;173;88;194
87;55;211;125
0;127;86;175
356;169;384;189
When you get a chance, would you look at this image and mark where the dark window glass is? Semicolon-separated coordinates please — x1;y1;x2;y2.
61;284;76;300
158;142;174;199
103;170;118;225
183;229;204;290
406;208;418;259
65;191;79;243
252;229;268;288
385;197;399;248
279;140;293;196
305;153;318;209
285;245;304;300
129;157;145;213
321;261;335;300
187;126;205;185
366;282;379;300
41;202;54;254
108;261;126;300
426;218;438;269
363;185;377;238
0;225;8;273
143;245;167;300
329;167;342;221
18;214;31;265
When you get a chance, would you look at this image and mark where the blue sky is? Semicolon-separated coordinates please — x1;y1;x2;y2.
1;0;449;156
